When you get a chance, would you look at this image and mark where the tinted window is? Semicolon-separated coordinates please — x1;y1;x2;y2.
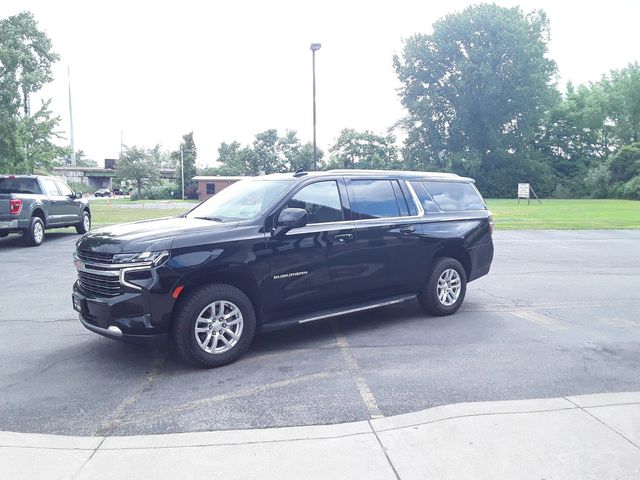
409;181;440;213
423;181;485;211
55;180;73;196
286;181;344;224
348;179;401;220
0;177;42;194
40;178;60;196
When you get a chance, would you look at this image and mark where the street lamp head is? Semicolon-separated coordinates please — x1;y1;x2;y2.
310;43;322;51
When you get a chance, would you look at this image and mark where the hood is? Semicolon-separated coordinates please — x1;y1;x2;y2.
76;216;239;254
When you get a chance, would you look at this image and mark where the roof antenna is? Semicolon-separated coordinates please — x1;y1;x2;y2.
293;169;307;177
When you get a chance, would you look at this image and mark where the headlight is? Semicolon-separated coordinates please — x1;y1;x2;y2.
113;251;170;266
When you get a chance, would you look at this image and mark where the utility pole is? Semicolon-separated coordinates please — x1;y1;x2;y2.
180;145;185;200
68;66;76;166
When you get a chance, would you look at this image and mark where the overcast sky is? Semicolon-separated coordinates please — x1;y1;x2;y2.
2;0;639;167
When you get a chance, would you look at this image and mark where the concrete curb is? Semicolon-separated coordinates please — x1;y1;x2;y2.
3;392;640;479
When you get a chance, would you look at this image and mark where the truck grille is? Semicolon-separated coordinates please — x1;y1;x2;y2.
77;250;114;264
78;271;122;297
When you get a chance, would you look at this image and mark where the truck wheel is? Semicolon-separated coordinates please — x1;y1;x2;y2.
172;283;256;368
23;216;45;247
76;212;91;234
419;257;467;316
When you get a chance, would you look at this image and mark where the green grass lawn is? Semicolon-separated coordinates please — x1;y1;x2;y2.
486;199;640;230
87;198;639;230
90;197;199;205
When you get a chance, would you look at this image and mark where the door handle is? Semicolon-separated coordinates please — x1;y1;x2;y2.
334;233;353;242
400;225;415;235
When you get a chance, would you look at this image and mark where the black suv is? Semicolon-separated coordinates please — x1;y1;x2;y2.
72;170;493;367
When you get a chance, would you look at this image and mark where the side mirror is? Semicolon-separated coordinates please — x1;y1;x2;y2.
277;208;308;229
74;192;83;199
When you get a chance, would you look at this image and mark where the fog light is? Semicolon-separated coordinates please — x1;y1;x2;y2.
107;326;122;336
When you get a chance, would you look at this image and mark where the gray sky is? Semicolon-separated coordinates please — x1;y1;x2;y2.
2;0;639;167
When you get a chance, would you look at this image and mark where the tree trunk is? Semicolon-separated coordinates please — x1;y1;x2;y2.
137;179;142;198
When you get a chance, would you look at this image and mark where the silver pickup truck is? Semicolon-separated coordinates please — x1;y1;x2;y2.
0;175;91;246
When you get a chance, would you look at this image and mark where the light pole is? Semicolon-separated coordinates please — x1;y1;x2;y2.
180;145;185;200
310;43;321;171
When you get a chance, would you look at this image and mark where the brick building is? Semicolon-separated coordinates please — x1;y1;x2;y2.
193;176;246;201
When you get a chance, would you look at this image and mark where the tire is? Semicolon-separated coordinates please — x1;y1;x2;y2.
172;283;256;368
419;257;467;316
0;231;8;238
76;211;91;234
23;216;45;247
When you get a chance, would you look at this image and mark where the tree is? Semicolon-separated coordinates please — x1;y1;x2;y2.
278;130;319;171
327;129;398;169
214;130;321;175
0;11;63;174
116;146;161;198
172;132;197;198
394;4;557;192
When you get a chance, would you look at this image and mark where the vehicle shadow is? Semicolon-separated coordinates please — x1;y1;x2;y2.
0;229;78;249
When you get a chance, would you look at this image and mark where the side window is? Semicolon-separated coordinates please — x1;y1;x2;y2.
40;178;60;196
409;181;440;213
286;181;344;224
55;180;73;197
423;181;485;211
347;179;401;220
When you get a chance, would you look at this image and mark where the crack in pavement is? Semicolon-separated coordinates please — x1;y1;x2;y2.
0;347;94;392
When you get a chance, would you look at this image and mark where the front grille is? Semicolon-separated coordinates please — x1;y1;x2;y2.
77;250;114;264
78;271;122;297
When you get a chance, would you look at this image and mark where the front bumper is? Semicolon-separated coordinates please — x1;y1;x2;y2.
72;282;172;344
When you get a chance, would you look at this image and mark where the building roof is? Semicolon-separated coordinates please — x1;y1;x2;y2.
193;176;248;181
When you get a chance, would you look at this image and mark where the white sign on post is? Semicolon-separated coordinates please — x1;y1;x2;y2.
518;183;530;199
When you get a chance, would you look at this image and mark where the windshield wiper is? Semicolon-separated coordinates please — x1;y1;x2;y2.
194;216;224;222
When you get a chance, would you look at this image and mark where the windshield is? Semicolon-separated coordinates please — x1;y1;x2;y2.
186;179;292;221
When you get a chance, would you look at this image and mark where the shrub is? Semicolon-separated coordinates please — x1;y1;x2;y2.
130;181;180;200
584;163;610;198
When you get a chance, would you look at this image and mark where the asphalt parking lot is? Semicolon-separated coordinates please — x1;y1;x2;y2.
0;229;639;436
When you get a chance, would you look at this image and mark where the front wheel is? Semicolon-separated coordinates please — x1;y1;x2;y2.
419;257;467;316
76;212;91;234
172;284;256;368
23;216;45;247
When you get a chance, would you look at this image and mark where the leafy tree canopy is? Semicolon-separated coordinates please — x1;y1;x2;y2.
394;4;557;176
327;129;399;170
0;11;64;174
116;145;161;198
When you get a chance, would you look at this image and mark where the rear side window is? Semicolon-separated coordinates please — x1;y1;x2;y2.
423;181;485;211
347;179;401;220
409;181;440;213
286;181;344;224
0;178;42;194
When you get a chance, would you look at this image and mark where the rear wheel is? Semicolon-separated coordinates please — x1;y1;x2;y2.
76;212;91;234
23;216;45;247
419;257;467;316
172;283;256;368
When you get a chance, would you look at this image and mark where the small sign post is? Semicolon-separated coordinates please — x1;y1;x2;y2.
517;183;542;205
